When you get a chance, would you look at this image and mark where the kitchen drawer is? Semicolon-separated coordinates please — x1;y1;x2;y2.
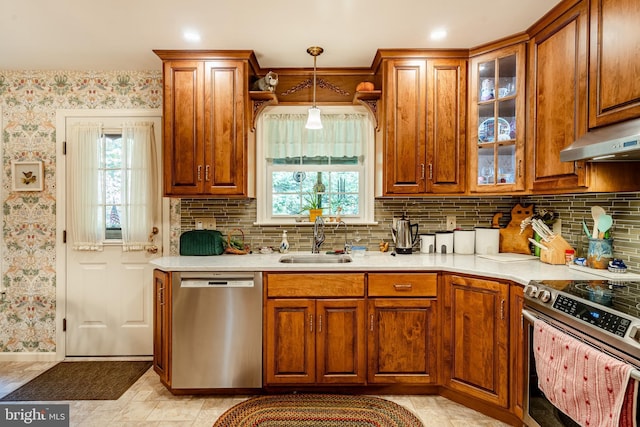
368;273;437;297
266;273;365;297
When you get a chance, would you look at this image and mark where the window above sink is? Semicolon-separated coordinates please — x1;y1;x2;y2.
255;105;376;225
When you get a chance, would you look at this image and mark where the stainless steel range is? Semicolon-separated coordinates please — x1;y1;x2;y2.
523;279;640;427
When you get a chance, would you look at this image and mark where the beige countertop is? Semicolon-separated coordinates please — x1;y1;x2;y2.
150;251;613;286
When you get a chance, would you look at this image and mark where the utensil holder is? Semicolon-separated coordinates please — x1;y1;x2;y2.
587;238;613;269
540;235;574;265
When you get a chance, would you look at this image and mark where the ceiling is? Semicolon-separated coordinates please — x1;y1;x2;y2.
1;0;562;71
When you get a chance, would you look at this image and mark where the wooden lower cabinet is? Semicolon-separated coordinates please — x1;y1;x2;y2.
510;284;525;419
443;274;509;408
367;298;437;384
264;273;367;386
265;298;366;385
367;272;438;384
153;269;171;386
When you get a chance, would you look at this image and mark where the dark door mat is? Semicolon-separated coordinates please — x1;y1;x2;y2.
0;360;152;401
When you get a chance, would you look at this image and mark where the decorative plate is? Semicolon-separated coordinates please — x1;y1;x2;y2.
478;117;511;143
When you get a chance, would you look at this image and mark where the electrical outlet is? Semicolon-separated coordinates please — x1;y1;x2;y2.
195;217;217;230
446;216;456;231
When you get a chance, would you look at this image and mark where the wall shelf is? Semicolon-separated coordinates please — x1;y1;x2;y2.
250;91;278;131
353;90;381;130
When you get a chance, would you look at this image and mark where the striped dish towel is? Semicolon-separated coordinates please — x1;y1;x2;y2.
533;319;633;427
619;379;639;427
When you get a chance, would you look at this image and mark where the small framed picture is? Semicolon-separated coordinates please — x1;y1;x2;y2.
12;161;44;192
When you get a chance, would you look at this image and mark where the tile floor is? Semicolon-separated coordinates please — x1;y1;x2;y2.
0;361;511;426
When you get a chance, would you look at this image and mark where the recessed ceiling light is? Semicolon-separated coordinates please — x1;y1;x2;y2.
183;30;201;43
430;28;447;41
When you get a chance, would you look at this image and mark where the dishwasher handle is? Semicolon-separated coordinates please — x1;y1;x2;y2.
180;279;254;288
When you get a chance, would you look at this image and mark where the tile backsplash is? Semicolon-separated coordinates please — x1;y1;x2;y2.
180;192;640;271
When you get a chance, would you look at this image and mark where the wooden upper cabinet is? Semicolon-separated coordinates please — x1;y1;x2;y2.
527;0;589;192
589;0;640;128
381;55;466;196
469;44;526;194
427;59;467;194
383;59;428;195
155;50;255;197
203;60;247;195
162;60;203;195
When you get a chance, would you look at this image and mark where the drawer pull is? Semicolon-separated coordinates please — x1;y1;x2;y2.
370;314;374;332
318;315;322;333
309;314;313;333
393;283;413;291
197;165;202;181
205;165;210;182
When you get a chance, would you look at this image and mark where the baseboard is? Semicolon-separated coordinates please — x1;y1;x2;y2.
0;352;58;362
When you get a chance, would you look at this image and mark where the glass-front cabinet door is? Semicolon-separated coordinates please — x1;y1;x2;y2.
469;44;525;193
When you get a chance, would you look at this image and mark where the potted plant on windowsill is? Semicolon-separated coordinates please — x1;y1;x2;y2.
301;190;323;222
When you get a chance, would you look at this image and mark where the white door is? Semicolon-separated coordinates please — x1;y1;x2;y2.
63;114;162;356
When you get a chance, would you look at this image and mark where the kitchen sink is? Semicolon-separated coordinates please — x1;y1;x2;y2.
279;254;353;264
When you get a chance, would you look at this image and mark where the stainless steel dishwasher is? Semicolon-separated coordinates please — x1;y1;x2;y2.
171;271;262;389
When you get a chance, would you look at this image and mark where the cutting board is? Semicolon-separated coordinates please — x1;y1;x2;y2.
492;203;534;255
477;253;539;262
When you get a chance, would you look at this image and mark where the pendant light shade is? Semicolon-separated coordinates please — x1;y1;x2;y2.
305;46;324;130
305;107;322;129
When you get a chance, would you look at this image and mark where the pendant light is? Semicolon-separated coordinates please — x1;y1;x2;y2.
305;46;324;129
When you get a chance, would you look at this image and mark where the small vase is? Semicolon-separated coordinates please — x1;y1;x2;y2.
279;231;289;254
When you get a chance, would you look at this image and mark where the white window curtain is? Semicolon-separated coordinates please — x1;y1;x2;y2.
121;122;159;252
263;113;368;159
67;121;158;252
68;123;104;251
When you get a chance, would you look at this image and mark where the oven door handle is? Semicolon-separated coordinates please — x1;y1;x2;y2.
522;309;538;324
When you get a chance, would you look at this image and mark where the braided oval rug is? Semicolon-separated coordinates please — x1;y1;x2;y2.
213;394;424;427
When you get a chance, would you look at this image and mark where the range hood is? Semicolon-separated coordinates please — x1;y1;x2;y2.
560;118;640;161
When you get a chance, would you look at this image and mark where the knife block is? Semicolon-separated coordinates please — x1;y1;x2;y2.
540;235;574;265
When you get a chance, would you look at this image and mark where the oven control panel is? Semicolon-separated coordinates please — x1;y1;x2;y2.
553;294;632;337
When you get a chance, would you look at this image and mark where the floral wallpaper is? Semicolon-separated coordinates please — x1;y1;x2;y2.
0;70;163;352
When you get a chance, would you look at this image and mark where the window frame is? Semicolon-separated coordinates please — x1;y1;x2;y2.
255;105;376;225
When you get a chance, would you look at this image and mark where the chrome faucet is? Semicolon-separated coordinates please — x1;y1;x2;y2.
312;216;325;253
335;221;350;253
